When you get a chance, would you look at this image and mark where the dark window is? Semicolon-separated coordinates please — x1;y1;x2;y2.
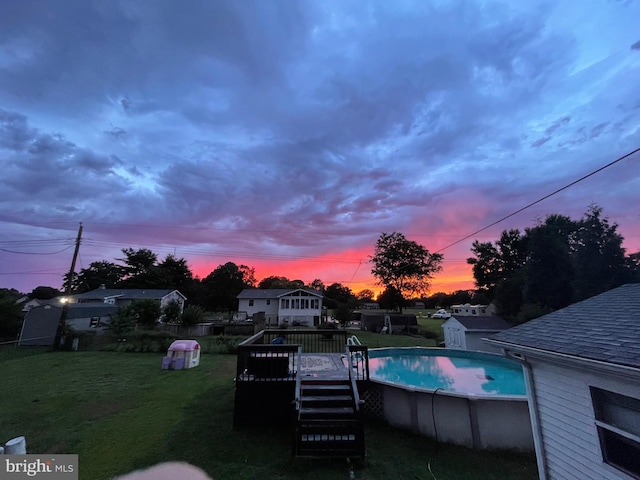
591;387;640;479
266;299;270;305
248;300;254;307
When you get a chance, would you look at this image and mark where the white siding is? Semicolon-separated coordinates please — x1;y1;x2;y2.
530;359;640;480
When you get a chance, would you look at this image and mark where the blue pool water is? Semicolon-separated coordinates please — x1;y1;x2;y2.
369;348;526;396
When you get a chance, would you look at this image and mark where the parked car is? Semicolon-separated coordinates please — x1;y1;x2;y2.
431;309;451;319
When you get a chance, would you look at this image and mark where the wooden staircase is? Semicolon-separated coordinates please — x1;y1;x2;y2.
293;379;365;458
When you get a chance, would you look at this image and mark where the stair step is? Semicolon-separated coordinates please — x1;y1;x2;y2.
301;395;352;403
301;384;351;394
299;407;356;418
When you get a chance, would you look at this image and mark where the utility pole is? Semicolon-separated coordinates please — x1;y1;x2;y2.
65;222;83;294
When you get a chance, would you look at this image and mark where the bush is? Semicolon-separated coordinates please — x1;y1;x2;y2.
105;331;177;353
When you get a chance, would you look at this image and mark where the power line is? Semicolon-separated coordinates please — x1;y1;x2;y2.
0;246;73;255
436;146;640;253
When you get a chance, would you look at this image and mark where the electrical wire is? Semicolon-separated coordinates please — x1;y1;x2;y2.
0;246;73;255
435;146;640;253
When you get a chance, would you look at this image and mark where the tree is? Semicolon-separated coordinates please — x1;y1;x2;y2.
108;305;137;336
128;299;162;328
181;305;205;326
356;289;375;302
162;300;182;324
157;255;194;289
324;283;355;309
376;286;405;312
29;286;62;299
0;288;23;339
257;276;303;289
370;232;443;313
67;261;124;293
203;262;256;312
118;248;160;288
308;279;325;291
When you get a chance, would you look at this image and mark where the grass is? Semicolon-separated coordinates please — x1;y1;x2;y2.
0;342;538;480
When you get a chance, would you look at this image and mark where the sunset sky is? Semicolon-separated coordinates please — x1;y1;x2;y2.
1;0;639;296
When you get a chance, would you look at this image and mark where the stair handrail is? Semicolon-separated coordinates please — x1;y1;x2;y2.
347;335;361;346
294;346;303;416
346;345;362;414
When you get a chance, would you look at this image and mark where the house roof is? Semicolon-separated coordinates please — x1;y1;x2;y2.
236;288;322;299
449;315;511;331
67;288;185;301
486;283;640;369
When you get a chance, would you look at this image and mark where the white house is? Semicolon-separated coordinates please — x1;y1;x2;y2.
485;283;640;480
443;315;511;353
236;288;323;326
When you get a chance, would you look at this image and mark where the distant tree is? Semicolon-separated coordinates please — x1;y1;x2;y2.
308;279;325;291
203;262;256;312
29;286;62;300
67;261;124;293
162;300;182;324
257;276;303;289
356;289;375;302
524;214;576;310
333;303;354;328
0;288;23;339
324;283;355;309
370;232;443;313
181;305;205;326
108;304;137;336
118;248;160;288
127;299;162;328
376;286;405;312
571;205;632;300
157;255;194;289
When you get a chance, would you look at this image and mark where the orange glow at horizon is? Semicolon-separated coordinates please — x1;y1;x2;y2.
190;247;476;296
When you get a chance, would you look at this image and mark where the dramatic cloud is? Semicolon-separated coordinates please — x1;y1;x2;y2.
1;0;639;294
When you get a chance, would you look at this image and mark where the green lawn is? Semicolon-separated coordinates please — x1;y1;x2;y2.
0;345;538;480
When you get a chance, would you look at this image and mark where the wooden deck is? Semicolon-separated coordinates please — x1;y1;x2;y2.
233;329;369;457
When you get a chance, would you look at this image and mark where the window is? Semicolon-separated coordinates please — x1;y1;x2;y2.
248;300;254;307
266;299;270;305
591;387;640;479
89;317;101;328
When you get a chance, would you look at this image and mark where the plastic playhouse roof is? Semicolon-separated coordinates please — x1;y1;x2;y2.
168;340;200;351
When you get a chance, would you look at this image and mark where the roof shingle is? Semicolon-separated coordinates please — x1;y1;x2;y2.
487;283;640;369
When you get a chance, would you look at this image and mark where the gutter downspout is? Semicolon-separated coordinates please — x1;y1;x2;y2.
504;350;548;480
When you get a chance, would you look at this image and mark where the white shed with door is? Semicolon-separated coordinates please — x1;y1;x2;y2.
443;316;511;353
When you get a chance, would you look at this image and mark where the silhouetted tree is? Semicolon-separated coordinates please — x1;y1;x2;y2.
370;232;443;313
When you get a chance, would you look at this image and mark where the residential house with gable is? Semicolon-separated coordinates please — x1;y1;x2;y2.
236;288;323;326
485;283;640;480
63;286;186;312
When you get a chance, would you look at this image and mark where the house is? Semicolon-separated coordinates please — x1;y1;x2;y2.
361;301;380;310
236;288;323;326
442;315;511;353
63;287;186;312
484;283;640;480
17;297;58;314
451;303;495;316
64;303;118;331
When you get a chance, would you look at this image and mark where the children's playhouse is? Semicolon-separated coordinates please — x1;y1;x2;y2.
162;340;201;370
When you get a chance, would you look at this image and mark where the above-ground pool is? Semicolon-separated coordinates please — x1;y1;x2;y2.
365;347;533;451
369;347;526;396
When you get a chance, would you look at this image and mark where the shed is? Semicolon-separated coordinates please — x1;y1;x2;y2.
443;315;511;353
163;340;201;370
